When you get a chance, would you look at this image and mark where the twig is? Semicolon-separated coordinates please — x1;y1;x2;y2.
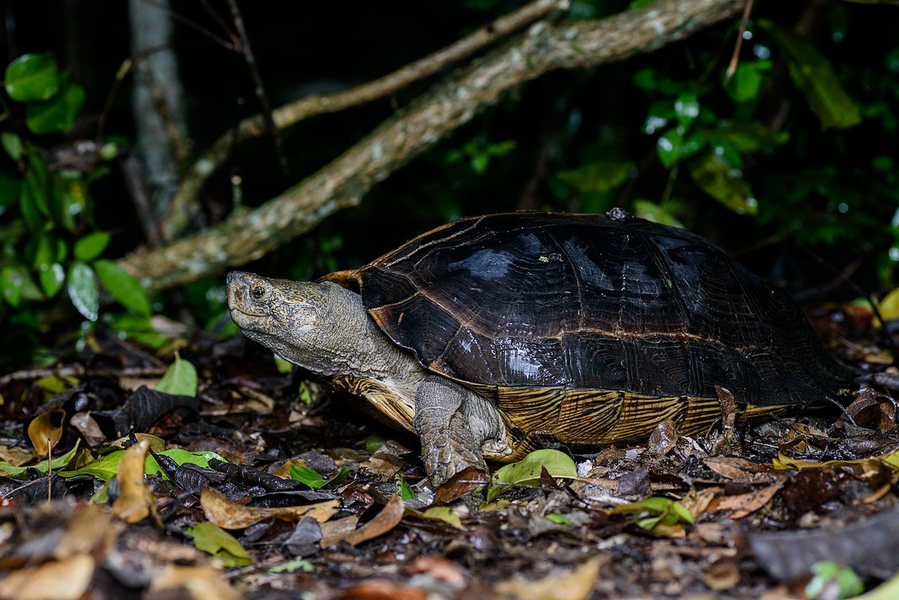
160;0;570;241
120;153;164;248
0;366;167;388
123;0;749;293
724;0;754;83
226;0;287;178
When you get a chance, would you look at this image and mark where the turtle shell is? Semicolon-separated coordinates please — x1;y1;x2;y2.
329;212;849;451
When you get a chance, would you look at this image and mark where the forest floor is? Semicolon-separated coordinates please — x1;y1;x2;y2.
0;302;897;600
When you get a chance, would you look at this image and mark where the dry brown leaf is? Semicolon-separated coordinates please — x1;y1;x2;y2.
704;456;771;481
704;555;740;591
54;503;120;559
679;487;718;521
148;564;241;600
707;482;783;519
320;515;360;546
68;413;106;447
270;457;306;479
325;494;404;547
112;439;156;524
495;556;605;600
107;433;167;452
200;487;340;529
26;407;66;456
338;579;427;600
0;444;35;466
0;554;95;600
405;556;467;589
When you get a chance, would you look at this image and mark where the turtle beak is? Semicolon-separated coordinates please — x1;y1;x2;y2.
227;271;268;322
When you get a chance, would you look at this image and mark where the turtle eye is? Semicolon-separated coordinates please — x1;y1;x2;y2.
251;285;265;299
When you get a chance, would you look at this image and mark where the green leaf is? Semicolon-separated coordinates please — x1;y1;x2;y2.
156;353;198;397
488;449;577;502
19;174;47;231
674;92;700;127
289;464;348;490
727;61;768;103
610;496;694;531
189;522;253;567
58;449;124;481
396;474;417;500
657;129;707;168
269;559;315;573
0;172;21;211
54;176;88;232
632;200;685;228
73;232;110;261
25;80;86;135
1;132;22;160
5;53;59;102
94;259;151;316
698;121;788;153
687;151;758;215
556;161;633;194
0;441;79;479
67;261;99;321
758;20;861;129
406;506;464;530
39;263;65;298
805;562;864;599
545;513;571;525
1;265;43;307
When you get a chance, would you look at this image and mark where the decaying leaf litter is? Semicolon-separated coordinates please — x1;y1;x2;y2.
0;294;897;599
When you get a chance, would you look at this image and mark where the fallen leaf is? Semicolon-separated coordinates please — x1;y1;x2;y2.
774;449;899;471
0;554;95;600
495;556;605;600
320;515;359;546
0;444;35;466
68;412;106;447
707;483;783;519
488;449;577;502
323;494;404;547
338;579;426;600
405;506;464;530
404;556;467;589
189;522;253;567
155;352;198;397
200;487;339;529
27;407;66;456
148;564;241;600
111;439;156;524
54;503;120;559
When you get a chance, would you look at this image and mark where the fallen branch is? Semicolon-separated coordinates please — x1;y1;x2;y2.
123;0;747;294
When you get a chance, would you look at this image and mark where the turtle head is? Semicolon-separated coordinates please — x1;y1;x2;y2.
227;271;333;367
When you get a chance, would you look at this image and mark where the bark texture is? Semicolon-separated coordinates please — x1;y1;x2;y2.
121;0;747;294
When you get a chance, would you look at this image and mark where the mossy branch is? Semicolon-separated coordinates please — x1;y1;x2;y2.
121;0;747;294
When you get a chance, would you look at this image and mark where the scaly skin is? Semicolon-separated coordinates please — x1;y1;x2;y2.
226;271;509;489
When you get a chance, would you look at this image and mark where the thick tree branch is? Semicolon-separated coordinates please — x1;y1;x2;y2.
122;0;747;294
159;0;568;241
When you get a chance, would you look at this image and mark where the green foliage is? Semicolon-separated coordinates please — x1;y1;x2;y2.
0;53;150;365
610;496;694;531
446;136;517;174
487;449;578;502
289;464;349;489
805;562;864;599
189;522;254;567
156;354;199;397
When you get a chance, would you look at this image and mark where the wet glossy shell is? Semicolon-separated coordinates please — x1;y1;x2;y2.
331;213;848;450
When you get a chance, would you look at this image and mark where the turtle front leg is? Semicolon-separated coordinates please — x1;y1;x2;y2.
414;375;507;491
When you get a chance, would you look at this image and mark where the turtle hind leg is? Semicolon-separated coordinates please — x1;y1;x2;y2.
414;375;507;495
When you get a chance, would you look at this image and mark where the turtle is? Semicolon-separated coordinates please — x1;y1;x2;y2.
226;211;850;492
